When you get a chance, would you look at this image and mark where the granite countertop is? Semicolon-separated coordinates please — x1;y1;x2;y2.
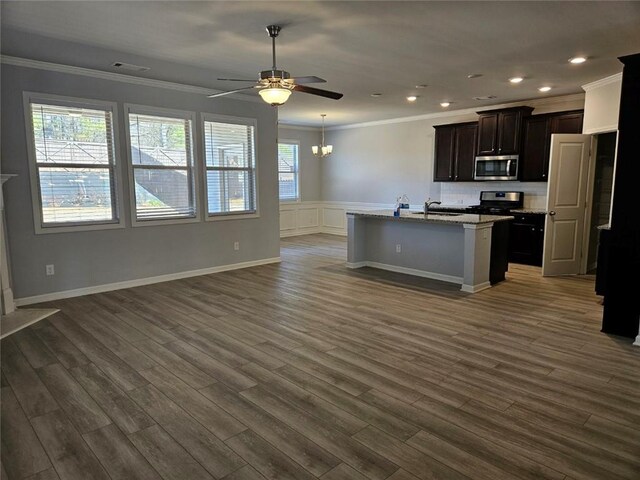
510;208;548;214
427;205;548;215
346;209;513;225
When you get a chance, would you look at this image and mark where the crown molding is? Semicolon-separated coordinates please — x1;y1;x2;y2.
0;55;261;102
582;72;623;92
327;93;585;131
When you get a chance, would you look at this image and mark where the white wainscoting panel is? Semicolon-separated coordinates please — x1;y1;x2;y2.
279;202;321;237
279;209;297;231
280;201;391;237
298;207;320;229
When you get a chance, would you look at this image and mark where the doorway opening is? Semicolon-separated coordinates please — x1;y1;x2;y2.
586;132;617;273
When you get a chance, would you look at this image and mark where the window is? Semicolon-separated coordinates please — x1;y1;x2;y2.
278;142;299;201
126;108;197;223
26;96;121;232
203;115;257;216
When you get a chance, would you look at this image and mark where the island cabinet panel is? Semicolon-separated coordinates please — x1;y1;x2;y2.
521;110;584;181
433;122;478;182
476;107;533;156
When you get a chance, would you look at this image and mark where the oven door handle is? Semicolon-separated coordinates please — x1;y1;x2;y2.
506;159;512;175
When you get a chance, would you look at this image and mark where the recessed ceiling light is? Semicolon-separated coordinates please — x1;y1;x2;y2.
509;77;524;84
407;96;418;102
440;102;451;107
473;95;497;101
569;56;587;64
111;61;150;72
538;86;552;92
370;93;382;97
467;74;483;79
415;84;428;89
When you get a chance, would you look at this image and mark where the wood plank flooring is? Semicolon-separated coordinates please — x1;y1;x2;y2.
2;234;639;480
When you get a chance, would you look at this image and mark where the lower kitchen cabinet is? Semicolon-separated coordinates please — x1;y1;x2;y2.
508;213;545;266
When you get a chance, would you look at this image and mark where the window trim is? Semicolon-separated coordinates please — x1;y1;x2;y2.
23;91;125;234
201;113;260;221
278;139;301;203
124;104;200;227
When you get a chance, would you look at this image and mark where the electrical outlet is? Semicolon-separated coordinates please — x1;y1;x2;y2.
234;241;240;251
395;244;401;253
46;264;55;276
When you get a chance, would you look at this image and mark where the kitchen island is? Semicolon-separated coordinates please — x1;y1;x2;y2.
346;210;513;293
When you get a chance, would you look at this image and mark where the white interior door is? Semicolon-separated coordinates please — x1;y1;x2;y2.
543;134;592;276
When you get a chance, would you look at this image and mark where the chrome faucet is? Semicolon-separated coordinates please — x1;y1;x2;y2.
424;199;441;214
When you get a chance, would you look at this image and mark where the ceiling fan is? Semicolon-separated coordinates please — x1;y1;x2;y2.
208;25;343;106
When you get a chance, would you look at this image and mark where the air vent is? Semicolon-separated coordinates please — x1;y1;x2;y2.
473;95;497;101
111;62;150;72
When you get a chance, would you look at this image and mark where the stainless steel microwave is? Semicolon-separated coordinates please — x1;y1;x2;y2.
474;155;519;181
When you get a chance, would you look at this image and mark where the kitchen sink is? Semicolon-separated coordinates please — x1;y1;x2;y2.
412;212;463;216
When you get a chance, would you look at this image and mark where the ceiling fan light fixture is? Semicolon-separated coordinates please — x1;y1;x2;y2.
312;114;333;158
258;87;292;106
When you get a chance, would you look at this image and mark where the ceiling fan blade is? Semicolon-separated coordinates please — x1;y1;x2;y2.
293;84;343;100
208;86;258;98
217;78;258;82
291;76;326;84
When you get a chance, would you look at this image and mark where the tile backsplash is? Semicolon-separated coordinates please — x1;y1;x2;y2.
440;182;548;209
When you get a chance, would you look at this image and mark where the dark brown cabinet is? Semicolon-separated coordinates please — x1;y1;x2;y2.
476;107;533;156
508;213;545;266
434;122;478;181
521;110;584;181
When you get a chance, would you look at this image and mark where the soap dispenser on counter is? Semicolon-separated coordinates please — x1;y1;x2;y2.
394;197;402;217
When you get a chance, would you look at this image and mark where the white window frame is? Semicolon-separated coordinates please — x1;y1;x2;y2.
23;92;125;234
202;113;259;221
124;104;200;226
278;140;301;203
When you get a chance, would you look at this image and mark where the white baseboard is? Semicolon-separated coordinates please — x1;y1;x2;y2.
461;281;492;293
346;260;463;285
14;257;281;307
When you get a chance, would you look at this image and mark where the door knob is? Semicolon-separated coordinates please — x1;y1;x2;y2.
549;210;556;216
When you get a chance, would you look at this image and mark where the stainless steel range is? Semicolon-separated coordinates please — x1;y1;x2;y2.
467;191;524;215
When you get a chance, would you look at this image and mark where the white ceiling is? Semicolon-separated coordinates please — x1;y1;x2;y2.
2;1;640;126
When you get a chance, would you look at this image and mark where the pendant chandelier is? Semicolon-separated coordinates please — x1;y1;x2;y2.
312;114;333;157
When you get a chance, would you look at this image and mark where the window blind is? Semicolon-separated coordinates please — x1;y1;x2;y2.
31;103;118;225
128;113;196;220
278;143;299;201
204;120;256;215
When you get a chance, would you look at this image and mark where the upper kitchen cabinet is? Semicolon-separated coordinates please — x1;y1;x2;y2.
521;110;584;181
476;107;534;156
434;122;478;181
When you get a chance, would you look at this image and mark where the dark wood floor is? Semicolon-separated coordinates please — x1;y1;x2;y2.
2;234;639;480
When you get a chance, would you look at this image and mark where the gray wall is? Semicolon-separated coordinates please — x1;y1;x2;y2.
322;96;585;208
1;64;280;299
277;126;322;202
